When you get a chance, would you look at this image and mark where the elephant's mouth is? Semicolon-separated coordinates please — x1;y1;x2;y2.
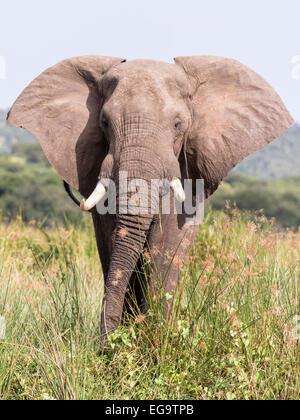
80;177;186;213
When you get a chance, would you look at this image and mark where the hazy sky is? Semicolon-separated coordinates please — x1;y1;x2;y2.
0;0;299;120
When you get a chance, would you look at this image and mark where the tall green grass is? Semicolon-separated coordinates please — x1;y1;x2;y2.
0;210;299;400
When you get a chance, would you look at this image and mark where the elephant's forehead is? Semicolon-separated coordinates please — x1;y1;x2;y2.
104;59;188;98
118;59;177;75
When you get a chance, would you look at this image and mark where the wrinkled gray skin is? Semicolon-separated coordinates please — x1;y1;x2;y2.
94;61;200;341
7;56;293;346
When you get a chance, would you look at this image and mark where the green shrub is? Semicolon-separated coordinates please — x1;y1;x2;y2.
212;174;300;228
0;154;82;226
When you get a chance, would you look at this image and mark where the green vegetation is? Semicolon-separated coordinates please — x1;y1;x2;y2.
234;123;300;179
0;211;299;400
10;143;50;166
0;144;82;226
1;143;300;228
212;173;300;228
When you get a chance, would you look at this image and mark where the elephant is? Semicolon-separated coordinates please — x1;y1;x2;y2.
7;55;293;344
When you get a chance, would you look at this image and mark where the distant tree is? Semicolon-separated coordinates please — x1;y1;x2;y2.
212;175;300;229
11;143;50;166
0;154;81;226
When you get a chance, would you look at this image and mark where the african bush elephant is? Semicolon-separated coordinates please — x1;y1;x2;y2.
7;55;293;344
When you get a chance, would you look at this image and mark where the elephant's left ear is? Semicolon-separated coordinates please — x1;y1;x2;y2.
174;56;294;197
7;55;125;196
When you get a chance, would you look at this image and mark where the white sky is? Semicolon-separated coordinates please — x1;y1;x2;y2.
0;0;299;121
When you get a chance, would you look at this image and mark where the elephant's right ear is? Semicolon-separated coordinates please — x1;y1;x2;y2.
7;55;125;196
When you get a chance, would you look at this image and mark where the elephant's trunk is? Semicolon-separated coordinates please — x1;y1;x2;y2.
101;146;162;340
90;115;184;341
101;212;153;340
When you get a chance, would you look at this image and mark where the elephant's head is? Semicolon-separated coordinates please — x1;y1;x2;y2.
7;55;293;338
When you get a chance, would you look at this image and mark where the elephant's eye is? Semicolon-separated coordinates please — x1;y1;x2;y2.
102;119;109;129
174;121;182;130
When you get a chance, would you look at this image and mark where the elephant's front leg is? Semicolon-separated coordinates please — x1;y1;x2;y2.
123;257;148;319
146;213;199;315
146;197;211;315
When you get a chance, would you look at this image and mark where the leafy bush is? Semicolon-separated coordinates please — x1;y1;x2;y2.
11;143;50;166
0;153;82;226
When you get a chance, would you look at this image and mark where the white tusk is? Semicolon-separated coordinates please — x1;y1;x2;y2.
80;181;107;211
170;178;186;203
